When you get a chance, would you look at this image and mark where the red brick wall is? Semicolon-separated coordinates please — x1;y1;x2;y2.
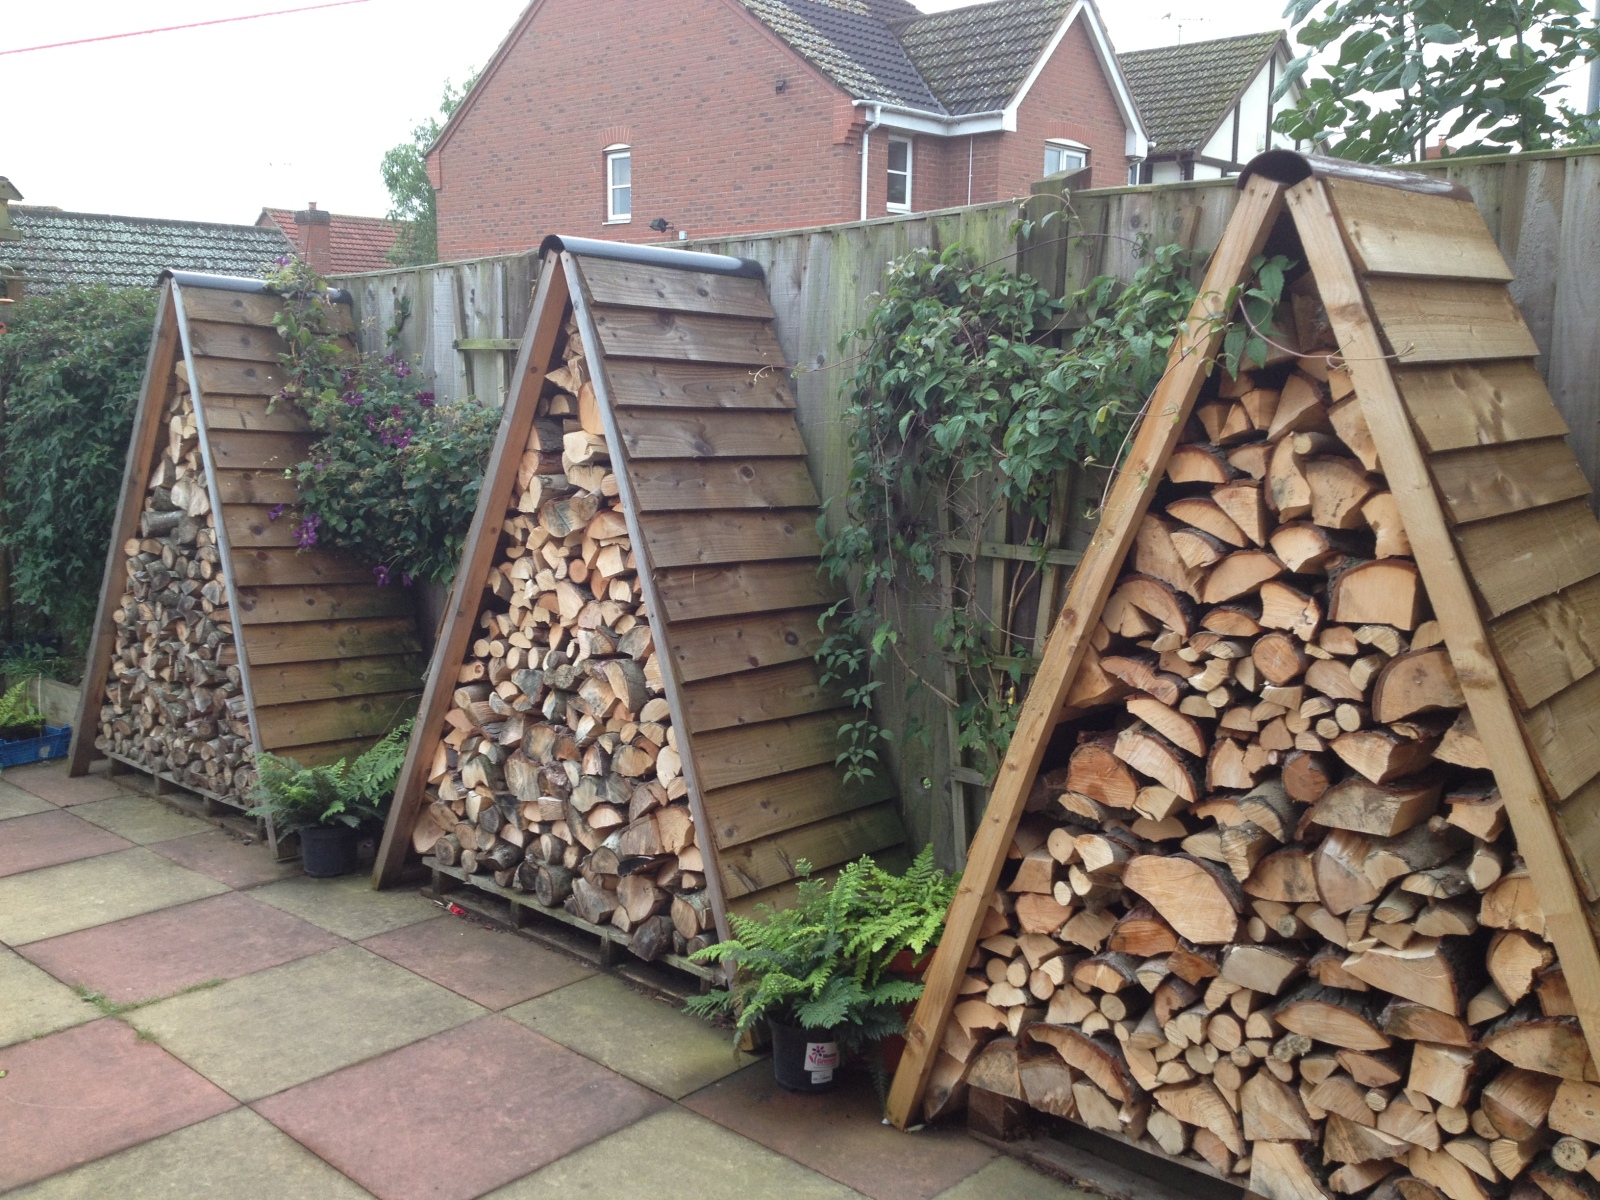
1003;17;1130;191
431;0;863;258
431;0;1134;255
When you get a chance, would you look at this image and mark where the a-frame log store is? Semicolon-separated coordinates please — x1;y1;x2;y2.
887;151;1600;1200
373;236;905;959
70;272;425;839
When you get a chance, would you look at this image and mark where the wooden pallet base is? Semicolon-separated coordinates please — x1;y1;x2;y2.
104;749;291;859
424;857;718;992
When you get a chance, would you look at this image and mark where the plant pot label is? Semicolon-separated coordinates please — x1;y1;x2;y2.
805;1040;839;1083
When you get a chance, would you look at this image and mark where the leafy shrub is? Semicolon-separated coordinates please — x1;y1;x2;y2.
265;258;499;585
0;284;157;651
248;720;413;833
0;679;45;737
687;847;957;1066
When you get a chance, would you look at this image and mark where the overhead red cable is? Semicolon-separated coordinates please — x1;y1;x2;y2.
0;0;372;57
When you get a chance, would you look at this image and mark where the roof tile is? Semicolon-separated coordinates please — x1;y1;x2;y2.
894;0;1071;115
1119;30;1284;154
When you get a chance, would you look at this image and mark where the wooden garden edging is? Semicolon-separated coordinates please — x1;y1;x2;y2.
885;151;1600;1197
373;237;906;955
70;273;425;840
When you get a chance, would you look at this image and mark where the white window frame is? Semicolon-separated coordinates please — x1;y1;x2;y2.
604;144;631;224
1044;139;1089;178
886;136;912;213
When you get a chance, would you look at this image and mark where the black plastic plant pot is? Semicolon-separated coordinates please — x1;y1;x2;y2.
769;1019;842;1093
299;826;358;877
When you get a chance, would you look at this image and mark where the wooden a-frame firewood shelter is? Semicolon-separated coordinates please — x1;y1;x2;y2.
886;151;1600;1194
70;273;425;843
373;237;905;953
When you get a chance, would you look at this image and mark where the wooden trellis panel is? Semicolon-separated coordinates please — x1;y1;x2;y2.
375;239;905;939
886;152;1600;1163
70;273;424;812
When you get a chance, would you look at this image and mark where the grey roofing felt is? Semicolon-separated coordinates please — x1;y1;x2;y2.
736;0;1076;116
894;0;1072;115
2;207;292;291
1120;30;1285;154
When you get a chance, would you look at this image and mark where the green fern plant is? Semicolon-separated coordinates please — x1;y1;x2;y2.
0;679;46;736
248;720;413;833
687;847;958;1072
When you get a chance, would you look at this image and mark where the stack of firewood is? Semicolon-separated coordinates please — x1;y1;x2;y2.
413;316;715;963
939;282;1600;1200
95;378;253;797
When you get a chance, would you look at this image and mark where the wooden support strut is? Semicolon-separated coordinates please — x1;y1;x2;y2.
883;175;1291;1129
1285;174;1600;1069
371;256;570;888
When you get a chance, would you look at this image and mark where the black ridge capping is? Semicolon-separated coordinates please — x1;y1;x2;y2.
538;234;766;281
1238;149;1472;200
158;269;353;305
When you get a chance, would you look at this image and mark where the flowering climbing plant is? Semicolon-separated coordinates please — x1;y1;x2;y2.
263;256;500;586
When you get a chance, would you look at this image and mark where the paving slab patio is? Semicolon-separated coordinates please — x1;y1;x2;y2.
0;1018;236;1192
361;914;596;1010
3;762;129;806
0;945;98;1047
506;972;753;1099
0;778;55;820
0;808;132;877
150;828;301;889
487;1106;867;1200
0;847;230;945
70;793;213;845
683;1061;996;1200
0;764;1107;1200
249;870;440;940
19;891;343;1005
6;1106;375;1199
256;1014;666;1200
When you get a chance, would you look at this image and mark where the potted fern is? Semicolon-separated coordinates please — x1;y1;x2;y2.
687;847;956;1094
249;722;412;876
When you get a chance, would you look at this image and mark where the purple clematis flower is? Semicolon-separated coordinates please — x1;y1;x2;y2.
294;513;321;548
373;565;391;586
267;504;286;521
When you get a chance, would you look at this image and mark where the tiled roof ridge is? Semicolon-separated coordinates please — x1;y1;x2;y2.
259;206;400;226
1120;28;1284;63
12;206;287;235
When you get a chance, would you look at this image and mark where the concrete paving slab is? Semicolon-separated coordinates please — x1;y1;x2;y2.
256;1014;664;1200
488;1106;867;1200
5;1106;373;1199
4;763;130;807
150;829;300;890
0;848;230;946
0;946;98;1047
20;891;343;1005
930;1157;1098;1200
505;973;753;1099
250;873;439;940
683;1062;994;1200
0;809;132;878
70;794;211;845
126;944;484;1101
0;779;54;820
360;915;595;1010
0;1018;236;1192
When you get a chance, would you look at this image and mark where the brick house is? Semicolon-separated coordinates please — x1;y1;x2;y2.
256;204;402;274
427;0;1148;258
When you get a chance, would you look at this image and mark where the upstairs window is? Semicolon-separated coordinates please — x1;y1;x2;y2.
605;146;631;223
887;137;912;212
1044;140;1087;177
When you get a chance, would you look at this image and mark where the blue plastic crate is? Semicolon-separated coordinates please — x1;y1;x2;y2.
0;725;71;768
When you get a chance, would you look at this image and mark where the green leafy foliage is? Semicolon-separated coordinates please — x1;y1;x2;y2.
0;284;157;652
0;679;45;735
818;241;1203;779
381;74;478;266
1274;0;1600;161
687;847;957;1072
0;644;78;685
249;719;413;833
265;257;499;586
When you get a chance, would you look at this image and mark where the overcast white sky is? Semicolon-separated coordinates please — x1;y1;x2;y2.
2;0;1587;225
